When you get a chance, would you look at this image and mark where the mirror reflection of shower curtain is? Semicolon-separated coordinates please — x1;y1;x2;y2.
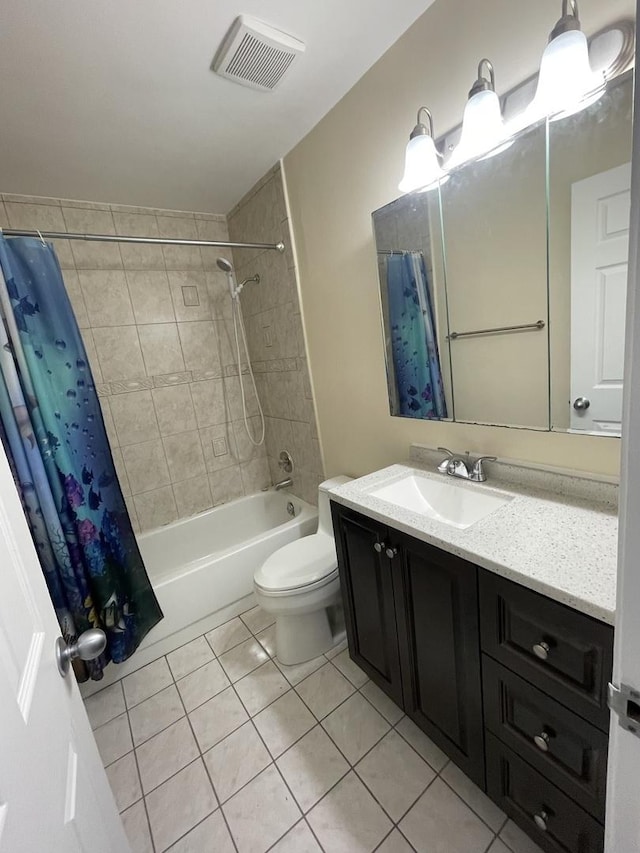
386;251;447;419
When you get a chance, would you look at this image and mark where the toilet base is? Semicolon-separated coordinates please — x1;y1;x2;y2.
275;604;345;666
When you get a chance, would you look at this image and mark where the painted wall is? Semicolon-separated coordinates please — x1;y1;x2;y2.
283;0;634;479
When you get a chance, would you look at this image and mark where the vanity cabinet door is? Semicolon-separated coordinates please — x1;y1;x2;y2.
393;534;485;787
331;503;404;705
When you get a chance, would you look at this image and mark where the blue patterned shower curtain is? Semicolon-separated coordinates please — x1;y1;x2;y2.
0;236;162;680
386;251;447;419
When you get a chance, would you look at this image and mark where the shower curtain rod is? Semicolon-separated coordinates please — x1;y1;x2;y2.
0;228;285;253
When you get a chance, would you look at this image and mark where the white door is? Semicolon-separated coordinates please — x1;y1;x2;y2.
570;162;631;434
605;16;640;849
0;443;129;853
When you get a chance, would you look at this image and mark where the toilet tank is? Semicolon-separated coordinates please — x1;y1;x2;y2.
317;476;352;535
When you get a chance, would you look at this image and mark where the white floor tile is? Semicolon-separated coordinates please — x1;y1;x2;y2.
296;662;355;719
128;684;184;746
240;604;275;634
276;653;326;686
165;811;235;853
167;636;215;680
105;752;142;813
395;717;449;772
203;721;271;802
322;692;389;764
331;649;369;687
441;760;506;832
84;681;125;730
206;617;251;656
307;771;393;853
121;800;153;853
499;819;546;853
223;764;301;853
488;841;512;853
270;819;322;852
146;759;217;852
235;660;289;715
188;685;249;752
219;637;270;682
356;730;436;822
136;717;199;794
399;778;494;853
324;638;348;660
256;623;277;658
176;658;230;712
277;726;350;812
360;681;405;725
376;829;416;852
123;658;173;708
253;690;315;758
94;712;133;766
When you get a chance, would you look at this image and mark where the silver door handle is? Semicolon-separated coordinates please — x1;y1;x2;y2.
573;397;590;411
56;629;107;677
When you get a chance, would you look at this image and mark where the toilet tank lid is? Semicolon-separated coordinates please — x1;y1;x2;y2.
255;533;338;591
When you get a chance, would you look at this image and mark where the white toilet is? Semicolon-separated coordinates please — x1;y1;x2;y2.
254;476;352;665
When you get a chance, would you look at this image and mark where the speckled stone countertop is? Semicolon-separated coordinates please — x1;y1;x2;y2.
330;464;618;625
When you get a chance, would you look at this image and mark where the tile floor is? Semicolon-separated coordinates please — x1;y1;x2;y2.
85;603;545;853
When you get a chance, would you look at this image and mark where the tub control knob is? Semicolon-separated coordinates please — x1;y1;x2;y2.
532;641;550;661
374;541;386;553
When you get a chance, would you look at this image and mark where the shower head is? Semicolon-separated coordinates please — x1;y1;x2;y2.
216;257;234;272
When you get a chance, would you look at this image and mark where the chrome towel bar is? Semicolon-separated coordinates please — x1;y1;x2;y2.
447;319;545;340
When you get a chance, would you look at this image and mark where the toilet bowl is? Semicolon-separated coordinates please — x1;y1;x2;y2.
254;476;352;665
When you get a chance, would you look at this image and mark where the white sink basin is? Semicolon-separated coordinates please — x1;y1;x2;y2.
369;473;513;529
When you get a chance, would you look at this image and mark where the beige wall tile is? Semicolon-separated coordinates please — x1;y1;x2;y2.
209;465;244;505
134;486;178;531
51;238;75;269
111;447;132;497
173;476;213;518
93;326;145;381
123;439;170;494
124;493;141;533
79;270;135;326
190;379;228;428
152;384;197;436
109;390;159;446
168;271;211;322
233;418;266;464
62;270;89;329
80;328;104;384
99;397;119;448
112;212;159;237
5;202;66;231
162;431;205;482
119;243;166;270
199;424;238;472
162;245;203;271
156;215;197;240
178;321;220;373
206;271;232;320
240;457;271;493
62;207;116;235
71;240;123;270
138;323;185;376
195;218;228;243
127;271;174;324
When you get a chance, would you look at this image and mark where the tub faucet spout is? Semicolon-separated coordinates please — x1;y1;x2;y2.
274;478;293;491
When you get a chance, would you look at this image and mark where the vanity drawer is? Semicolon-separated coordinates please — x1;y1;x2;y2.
479;571;613;730
486;732;604;853
483;656;607;821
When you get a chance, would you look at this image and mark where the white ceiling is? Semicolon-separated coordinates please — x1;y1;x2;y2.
0;0;434;213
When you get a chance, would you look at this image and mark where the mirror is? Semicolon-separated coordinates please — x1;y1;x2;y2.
372;71;633;436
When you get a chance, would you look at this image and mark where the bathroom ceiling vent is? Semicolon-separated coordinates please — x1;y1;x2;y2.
212;15;305;92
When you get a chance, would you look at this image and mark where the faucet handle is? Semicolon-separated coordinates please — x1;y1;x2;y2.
470;455;497;481
437;447;454;457
437;447;455;474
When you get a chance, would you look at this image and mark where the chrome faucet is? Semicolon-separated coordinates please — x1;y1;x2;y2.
274;477;293;491
436;448;497;483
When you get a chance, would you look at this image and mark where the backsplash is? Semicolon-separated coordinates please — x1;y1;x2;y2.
0;193;270;531
227;164;325;504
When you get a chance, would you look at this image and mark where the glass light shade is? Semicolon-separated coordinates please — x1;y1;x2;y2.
446;89;512;169
398;134;447;193
527;28;605;123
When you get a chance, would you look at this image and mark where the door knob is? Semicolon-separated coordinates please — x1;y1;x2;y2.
385;546;398;559
533;731;551;752
373;541;386;553
532;641;550;661
56;628;107;677
573;397;590;411
533;810;549;832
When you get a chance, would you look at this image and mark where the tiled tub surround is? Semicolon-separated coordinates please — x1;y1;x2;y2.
0;193;271;531
227;164;325;506
330;463;618;624
86;601;543;853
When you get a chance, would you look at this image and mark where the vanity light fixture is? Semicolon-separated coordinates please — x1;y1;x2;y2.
525;0;606;124
398;107;448;194
446;59;513;169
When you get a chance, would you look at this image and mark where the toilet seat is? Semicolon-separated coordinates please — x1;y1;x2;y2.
254;533;338;594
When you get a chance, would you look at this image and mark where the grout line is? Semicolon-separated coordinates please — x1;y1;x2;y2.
122;703;158;853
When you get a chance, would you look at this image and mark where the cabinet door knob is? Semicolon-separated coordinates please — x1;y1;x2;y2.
533;810;549;832
385;546;398;559
373;541;386;553
532;641;550;660
533;731;551;752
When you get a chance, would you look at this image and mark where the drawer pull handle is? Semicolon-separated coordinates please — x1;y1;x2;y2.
533;810;549;832
385;546;398;559
533;731;551;752
532;641;551;660
373;541;386;553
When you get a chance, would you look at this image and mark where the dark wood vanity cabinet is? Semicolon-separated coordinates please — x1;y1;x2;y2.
331;501;614;853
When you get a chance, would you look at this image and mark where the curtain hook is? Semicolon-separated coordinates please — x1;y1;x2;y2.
36;230;46;246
